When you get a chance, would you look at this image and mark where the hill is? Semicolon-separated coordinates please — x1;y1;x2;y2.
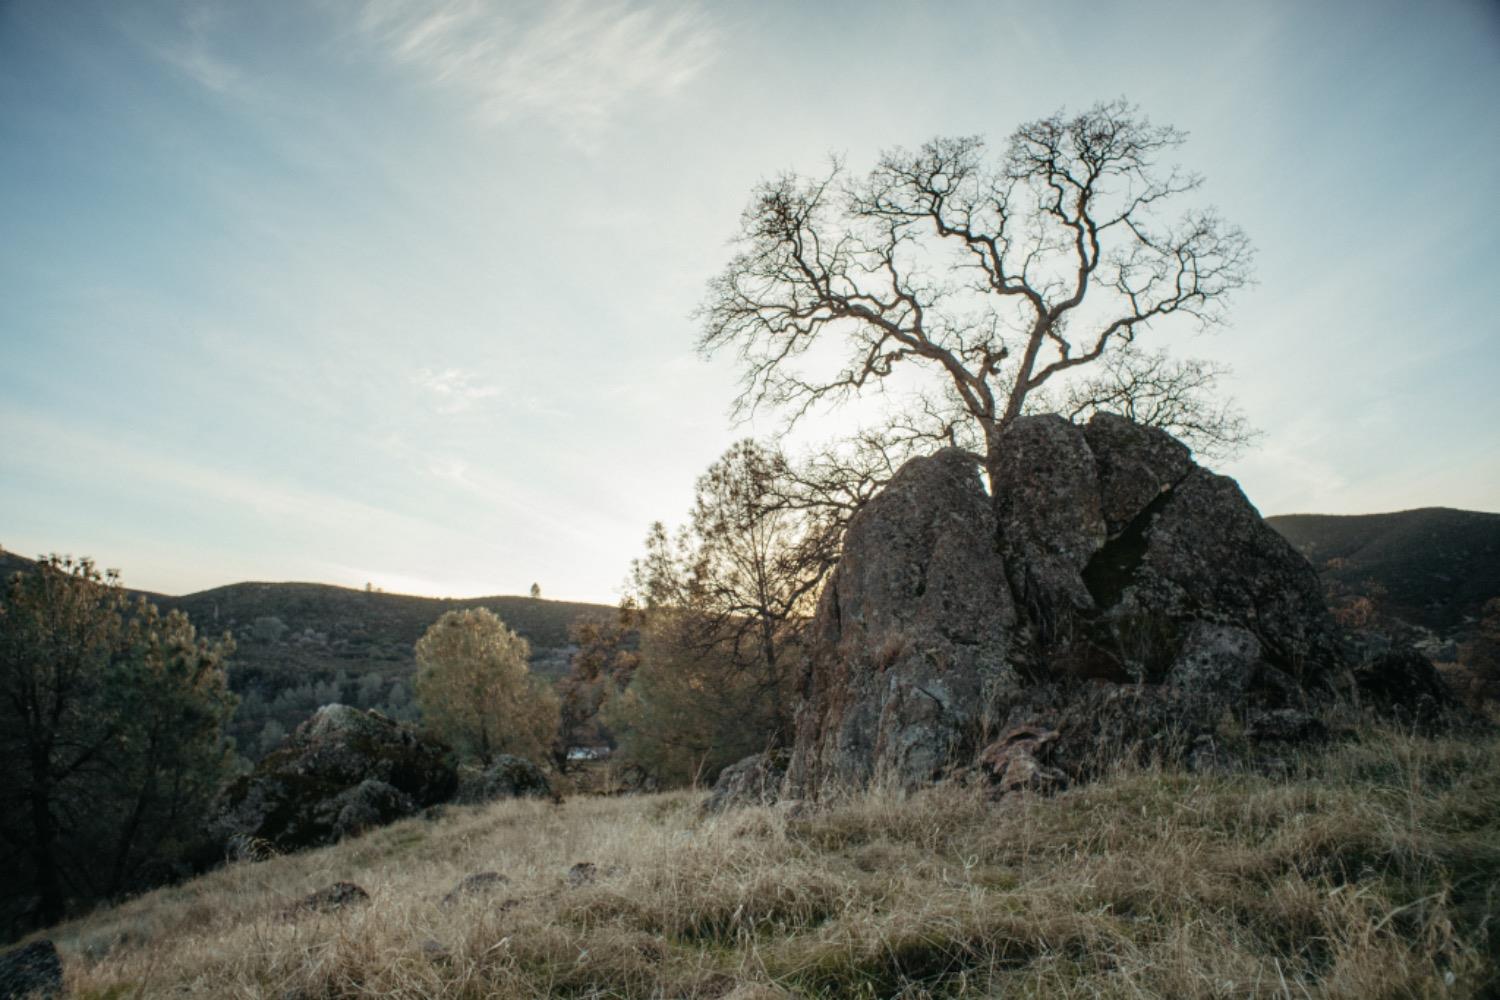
164;579;615;678
1266;507;1500;630
0;551;618;758
180;581;617;756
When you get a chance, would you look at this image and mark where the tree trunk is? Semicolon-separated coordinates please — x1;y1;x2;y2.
760;618;785;749
107;748;159;898
27;747;64;925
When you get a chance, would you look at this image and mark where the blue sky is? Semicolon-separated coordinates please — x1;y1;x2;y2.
2;0;1497;602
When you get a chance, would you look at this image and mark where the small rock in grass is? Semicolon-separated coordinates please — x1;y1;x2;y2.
440;871;509;907
291;881;369;914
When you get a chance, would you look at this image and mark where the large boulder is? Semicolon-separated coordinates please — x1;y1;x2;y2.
1083;412;1194;533
1083;467;1342;680
785;414;1458;800
214;705;457;852
994;414;1108;628
321;779;418;840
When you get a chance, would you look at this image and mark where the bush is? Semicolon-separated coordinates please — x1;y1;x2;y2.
414;609;559;765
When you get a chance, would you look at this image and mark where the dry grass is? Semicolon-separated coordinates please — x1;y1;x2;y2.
43;726;1500;998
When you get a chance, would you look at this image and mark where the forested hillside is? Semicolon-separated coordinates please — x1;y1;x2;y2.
1267;507;1500;629
1268;508;1500;703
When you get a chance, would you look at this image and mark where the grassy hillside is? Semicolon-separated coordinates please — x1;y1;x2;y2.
1267;507;1500;630
41;725;1500;998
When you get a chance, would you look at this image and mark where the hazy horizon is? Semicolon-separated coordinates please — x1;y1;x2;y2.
4;0;1498;604
8;503;1497;606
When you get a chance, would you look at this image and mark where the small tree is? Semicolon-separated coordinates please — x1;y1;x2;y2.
608;440;828;786
530;582;542;600
602;608;782;787
355;671;385;708
631;441;833;748
413;609;558;765
0;553;235;927
258;719;288;755
250;615;288;643
700;99;1255;484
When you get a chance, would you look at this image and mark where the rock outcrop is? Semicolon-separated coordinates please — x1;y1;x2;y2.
214;705;457;852
323;779;418;840
784;413;1455;799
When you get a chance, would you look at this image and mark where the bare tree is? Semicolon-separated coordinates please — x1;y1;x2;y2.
686;441;836;723
700;99;1254;485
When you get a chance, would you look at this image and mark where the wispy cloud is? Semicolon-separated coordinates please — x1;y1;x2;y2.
144;2;250;97
354;0;719;145
413;367;501;412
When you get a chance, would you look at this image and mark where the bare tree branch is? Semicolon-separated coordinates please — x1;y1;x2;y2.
1038;346;1260;460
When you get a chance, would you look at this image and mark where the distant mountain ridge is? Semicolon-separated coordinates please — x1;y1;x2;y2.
164;578;613;665
0;552;615;665
10;506;1499;642
1266;507;1500;630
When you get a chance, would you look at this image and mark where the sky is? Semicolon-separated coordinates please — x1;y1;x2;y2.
1;0;1497;603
